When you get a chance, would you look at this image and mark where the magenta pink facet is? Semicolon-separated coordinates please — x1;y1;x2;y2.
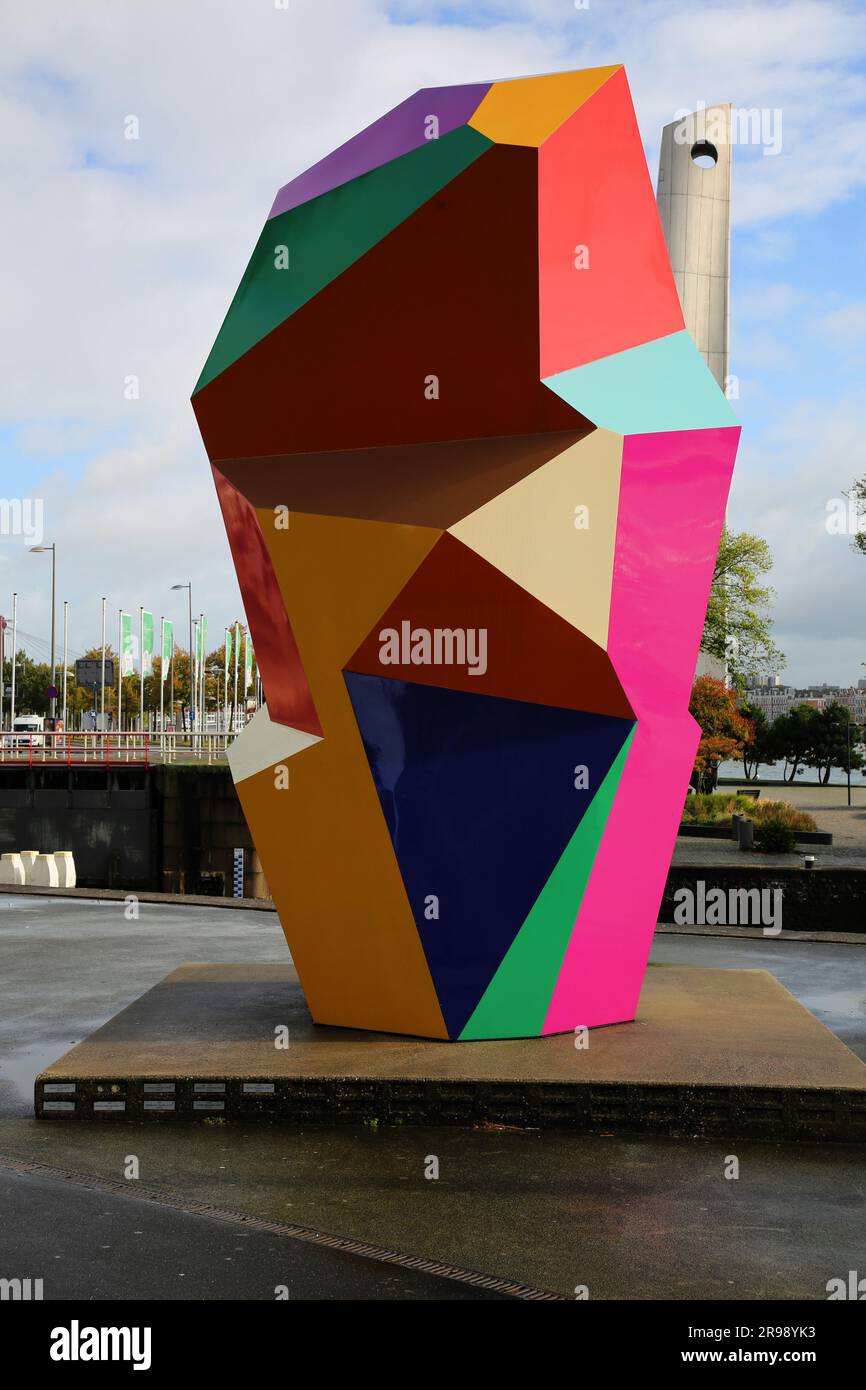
543;427;740;1034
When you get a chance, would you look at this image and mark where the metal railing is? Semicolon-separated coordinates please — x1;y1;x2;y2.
0;732;236;766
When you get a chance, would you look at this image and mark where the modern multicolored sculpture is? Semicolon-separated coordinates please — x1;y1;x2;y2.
192;67;740;1040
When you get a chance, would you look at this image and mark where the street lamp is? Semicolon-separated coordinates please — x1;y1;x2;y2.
30;543;56;720
170;582;194;731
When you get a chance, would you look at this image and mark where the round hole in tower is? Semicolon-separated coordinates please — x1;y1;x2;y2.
690;140;719;170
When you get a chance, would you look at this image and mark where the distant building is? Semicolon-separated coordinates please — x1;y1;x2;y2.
744;684;866;720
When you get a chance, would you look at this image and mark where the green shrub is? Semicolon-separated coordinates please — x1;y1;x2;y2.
754;817;797;853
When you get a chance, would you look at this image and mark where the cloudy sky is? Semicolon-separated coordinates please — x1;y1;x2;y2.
1;0;864;683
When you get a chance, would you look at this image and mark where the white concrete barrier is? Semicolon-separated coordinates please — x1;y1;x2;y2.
32;854;59;888
53;852;76;888
0;853;25;886
18;851;39;884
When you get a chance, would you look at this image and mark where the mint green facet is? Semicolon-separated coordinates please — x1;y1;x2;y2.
194;126;492;394
458;728;636;1040
543;330;738;435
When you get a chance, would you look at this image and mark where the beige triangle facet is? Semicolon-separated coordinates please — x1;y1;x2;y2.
448;428;624;650
228;703;322;785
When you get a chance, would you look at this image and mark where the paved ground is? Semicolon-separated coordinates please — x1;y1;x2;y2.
0;1164;508;1300
719;781;866;813
1;897;865;1300
673;839;866;867
650;933;866;1062
0;895;287;1117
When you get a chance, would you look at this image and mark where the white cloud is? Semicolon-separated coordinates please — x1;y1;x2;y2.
816;302;866;348
729;395;866;683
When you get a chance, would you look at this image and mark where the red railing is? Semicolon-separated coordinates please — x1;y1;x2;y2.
0;733;150;766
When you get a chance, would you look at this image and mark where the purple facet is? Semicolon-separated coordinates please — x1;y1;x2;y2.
268;82;491;219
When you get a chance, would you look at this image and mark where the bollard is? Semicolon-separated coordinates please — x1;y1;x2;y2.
803;854;816;871
731;813;742;843
32;854;59;888
737;818;754;851
0;853;25;887
53;851;76;888
18;850;39;884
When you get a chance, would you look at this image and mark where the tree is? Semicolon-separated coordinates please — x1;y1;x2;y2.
738;700;776;781
701;525;785;680
804;701;864;785
689;676;753;792
847;476;866;555
767;703;818;782
1;650;51;716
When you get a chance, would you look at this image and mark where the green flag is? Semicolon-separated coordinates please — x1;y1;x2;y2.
244;632;253;692
121;612;135;676
161;619;173;683
142;611;154;676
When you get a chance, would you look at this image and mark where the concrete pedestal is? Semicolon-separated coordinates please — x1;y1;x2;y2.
36;963;866;1141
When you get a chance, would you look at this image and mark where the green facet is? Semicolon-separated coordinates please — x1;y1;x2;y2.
459;726;635;1040
194;125;492;395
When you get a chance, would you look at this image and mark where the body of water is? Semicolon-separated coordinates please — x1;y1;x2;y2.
717;760;866;787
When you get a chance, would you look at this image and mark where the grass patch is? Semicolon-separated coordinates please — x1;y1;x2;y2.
683;793;817;832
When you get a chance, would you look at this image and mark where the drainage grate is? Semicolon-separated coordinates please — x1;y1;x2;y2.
0;1152;563;1301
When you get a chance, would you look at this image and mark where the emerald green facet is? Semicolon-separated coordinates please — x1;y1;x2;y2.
458;727;635;1040
194;125;492;394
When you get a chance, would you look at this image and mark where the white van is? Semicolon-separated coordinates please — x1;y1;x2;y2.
2;715;45;749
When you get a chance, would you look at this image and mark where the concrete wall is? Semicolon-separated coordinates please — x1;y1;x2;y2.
661;865;866;933
155;765;268;899
0;766;269;898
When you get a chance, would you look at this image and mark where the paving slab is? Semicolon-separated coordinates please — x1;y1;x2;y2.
36;963;866;1141
0;1160;530;1300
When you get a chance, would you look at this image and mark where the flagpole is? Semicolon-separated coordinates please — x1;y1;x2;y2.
138;606;143;734
10;591;17;730
198;613;202;735
159;616;165;741
233;623;239;732
62;600;68;731
191;618;199;745
100;597;106;726
224;628;229;734
117;609;123;732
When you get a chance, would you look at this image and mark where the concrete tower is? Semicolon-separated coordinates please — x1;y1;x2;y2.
657;105;732;682
656;104;731;391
